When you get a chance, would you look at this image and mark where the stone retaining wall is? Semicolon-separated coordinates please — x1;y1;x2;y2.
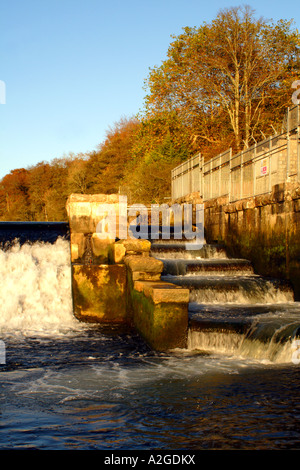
203;182;300;299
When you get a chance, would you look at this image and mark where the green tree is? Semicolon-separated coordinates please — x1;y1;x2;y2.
123;111;193;203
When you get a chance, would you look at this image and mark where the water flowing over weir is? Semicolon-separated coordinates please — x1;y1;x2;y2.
0;223;78;336
1;223;300;450
150;239;300;364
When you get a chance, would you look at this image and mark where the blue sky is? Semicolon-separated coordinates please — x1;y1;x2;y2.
0;0;299;180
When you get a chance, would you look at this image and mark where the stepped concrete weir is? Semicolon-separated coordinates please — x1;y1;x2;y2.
66;193;190;351
66;193;300;361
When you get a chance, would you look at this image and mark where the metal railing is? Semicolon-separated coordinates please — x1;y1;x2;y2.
171;153;202;200
171;105;300;202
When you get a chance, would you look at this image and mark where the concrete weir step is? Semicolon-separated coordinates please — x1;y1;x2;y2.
185;259;253;274
161;258;254;276
150;242;227;259
133;280;190;304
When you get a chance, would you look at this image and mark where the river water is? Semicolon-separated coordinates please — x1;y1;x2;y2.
0;225;300;450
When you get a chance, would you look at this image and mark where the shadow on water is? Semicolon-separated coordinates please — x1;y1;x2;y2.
0;221;70;248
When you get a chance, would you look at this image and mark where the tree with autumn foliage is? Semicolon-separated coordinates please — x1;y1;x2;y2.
1;5;299;220
144;5;300;154
0;168;30;220
123;110;195;203
87;117;140;196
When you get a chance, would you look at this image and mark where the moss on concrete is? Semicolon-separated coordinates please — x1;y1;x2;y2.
72;264;127;323
126;272;188;351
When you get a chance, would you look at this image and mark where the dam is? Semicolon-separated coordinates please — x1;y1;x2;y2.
0;211;300;449
64;193;300;364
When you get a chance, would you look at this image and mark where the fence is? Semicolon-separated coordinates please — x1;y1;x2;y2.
171;105;300;202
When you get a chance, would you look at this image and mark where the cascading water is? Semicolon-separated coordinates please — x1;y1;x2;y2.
1;224;300;450
151;239;300;365
0;237;78;336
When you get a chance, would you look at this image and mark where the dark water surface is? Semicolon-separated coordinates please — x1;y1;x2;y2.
0;224;299;450
1;326;300;450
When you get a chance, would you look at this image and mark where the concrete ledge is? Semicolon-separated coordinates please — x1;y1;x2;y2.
131;272;161;281
126;263;190;350
111;239;152;263
133;280;190;304
124;255;164;274
128;276;189;351
116;238;151;253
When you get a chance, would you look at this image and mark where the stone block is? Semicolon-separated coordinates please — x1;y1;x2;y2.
66;193;123;235
117;239;151;253
242;199;255;210
131;272;161;281
90;233;115;263
124;255;164;275
133;280;190;304
112;239;151;263
72;264;127;323
129;280;189;350
111;243;127;263
70;232;86;262
222;203;236;213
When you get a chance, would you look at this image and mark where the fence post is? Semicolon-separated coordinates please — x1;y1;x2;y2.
199;153;202;197
229;148;232;202
269;136;272;193
219;154;221;198
297;105;300;182
240;150;243;200
253;142;257;197
189;159;191;195
201;155;205;201
210;160;212;199
287;107;290;182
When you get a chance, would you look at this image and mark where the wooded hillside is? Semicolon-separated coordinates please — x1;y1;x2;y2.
1;6;299;220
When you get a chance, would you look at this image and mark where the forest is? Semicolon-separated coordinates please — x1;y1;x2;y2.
1;5;300;221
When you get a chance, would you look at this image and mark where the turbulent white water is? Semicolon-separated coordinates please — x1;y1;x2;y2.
190;278;295;304
0;238;81;336
1;233;300;451
152;237;300;365
1;236;299;366
187;316;300;364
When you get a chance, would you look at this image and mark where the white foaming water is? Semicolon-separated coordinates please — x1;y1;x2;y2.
151;242;228;260
154;239;300;364
189;278;295;304
187;316;300;364
0;238;81;337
